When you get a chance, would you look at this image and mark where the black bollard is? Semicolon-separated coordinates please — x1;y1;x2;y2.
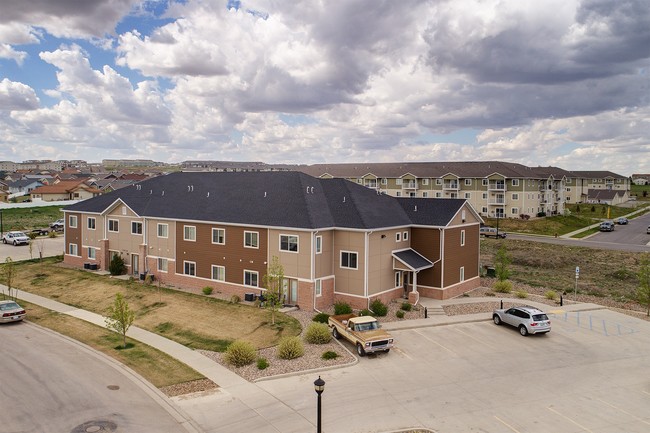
560;295;563;306
500;299;503;309
425;307;428;318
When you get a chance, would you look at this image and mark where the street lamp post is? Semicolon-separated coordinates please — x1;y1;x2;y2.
314;376;325;433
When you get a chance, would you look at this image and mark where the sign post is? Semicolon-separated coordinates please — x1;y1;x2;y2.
574;266;580;299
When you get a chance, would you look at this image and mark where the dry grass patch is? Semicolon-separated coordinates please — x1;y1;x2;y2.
14;258;301;351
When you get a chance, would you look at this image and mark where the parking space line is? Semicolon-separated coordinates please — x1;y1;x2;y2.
493;415;522;433
414;329;457;355
392;346;413;360
547;406;595;432
454;327;495;349
643;390;650;396
596;397;650;426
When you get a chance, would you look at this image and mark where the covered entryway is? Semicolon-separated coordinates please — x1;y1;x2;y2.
392;248;433;304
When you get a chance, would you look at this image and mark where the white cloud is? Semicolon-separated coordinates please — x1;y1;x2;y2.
0;78;40;110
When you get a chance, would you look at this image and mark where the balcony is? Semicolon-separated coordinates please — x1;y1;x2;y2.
488;196;506;205
443;181;459;190
364;179;378;189
488;182;506;191
402;180;418;190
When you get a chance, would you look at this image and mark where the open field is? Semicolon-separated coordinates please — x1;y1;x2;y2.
0;205;64;231
5;257;301;352
480;238;647;308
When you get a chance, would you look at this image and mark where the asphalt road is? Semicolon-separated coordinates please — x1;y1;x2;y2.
0;321;196;433
0;235;64;262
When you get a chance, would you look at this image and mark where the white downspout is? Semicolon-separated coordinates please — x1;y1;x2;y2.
365;231;372;309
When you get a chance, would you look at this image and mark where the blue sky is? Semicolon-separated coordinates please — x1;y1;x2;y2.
1;0;649;175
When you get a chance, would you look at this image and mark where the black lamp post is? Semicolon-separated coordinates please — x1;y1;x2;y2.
0;209;3;238
314;376;325;433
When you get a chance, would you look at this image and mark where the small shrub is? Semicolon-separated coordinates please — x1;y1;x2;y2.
28;232;37;240
400;302;412;311
312;312;330;323
230;294;241;304
334;301;352;315
545;290;557;300
256;357;269;370
224;340;257;367
493;280;512;293
202;286;213;295
108;254;127;276
396;310;405;319
322;351;338;360
48;231;57;238
370;299;388;317
304;322;332;344
515;290;528;299
359;308;374;316
277;336;304;360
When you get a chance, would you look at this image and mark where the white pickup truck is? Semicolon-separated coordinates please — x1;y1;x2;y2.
328;313;394;356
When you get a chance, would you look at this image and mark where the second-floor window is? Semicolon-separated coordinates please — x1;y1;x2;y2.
280;234;298;252
245;231;259;248
460;230;465;246
108;219;119;232
157;223;168;238
341;251;358;269
184;225;196;241
212;228;225;244
315;236;322;254
512;179;520;186
87;217;96;230
69;215;78;228
464;179;472;186
132;221;143;235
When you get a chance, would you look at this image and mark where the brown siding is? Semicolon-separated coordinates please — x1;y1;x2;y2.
410;227;442;287
175;223;267;286
64;212;82;257
443;225;480;287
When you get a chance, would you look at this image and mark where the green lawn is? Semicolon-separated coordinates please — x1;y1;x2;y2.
0;205;64;231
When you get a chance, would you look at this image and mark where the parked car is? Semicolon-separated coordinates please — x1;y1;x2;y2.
0;300;26;323
479;226;507;239
493;306;551;336
329;313;394;356
614;217;628;225
49;219;65;231
599;221;615;232
647;225;650;234
2;231;30;245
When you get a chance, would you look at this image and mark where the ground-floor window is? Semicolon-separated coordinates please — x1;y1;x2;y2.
460;266;465;282
244;270;259;287
87;247;95;259
315;279;322;297
69;243;78;256
158;258;168;273
184;261;196;276
212;265;225;281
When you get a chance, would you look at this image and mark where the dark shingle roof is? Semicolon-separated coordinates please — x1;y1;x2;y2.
393;249;434;271
65;171;463;230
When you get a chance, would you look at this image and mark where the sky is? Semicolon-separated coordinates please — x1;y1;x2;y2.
0;0;648;175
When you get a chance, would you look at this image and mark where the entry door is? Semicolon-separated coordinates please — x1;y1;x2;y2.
282;279;298;305
131;254;139;275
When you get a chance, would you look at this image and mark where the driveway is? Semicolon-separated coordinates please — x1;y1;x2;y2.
0;235;64;262
250;307;650;433
0;321;198;433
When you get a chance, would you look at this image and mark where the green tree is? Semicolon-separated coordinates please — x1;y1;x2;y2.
262;256;284;325
495;245;511;282
637;254;650;316
1;257;16;300
105;293;135;349
109;254;127;276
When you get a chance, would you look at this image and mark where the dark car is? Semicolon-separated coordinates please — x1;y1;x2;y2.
614;217;628;225
599;221;615;232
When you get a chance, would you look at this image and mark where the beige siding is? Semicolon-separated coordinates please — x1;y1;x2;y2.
332;230;365;296
105;205;144;256
367;229;407;295
146;219;176;259
314;230;333;278
268;229;312;280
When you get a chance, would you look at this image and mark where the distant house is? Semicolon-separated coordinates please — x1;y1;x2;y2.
585;189;626;206
30;179;101;202
63;171;482;309
8;179;43;195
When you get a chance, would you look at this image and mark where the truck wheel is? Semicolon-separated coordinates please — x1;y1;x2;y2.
332;327;340;339
384;349;390;353
356;343;366;357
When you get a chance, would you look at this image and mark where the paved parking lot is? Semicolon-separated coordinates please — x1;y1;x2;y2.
0;235;64;262
255;308;650;433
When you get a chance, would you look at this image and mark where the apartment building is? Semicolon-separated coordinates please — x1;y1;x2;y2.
63;171;481;310
301;162;630;218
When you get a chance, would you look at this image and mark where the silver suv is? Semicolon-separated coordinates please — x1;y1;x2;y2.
492;306;551;336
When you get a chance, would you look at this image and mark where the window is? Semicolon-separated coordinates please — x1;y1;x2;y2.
108;219;119;232
69;243;78;256
566;187;571;192
460;267;465;282
212;228;225;244
158;258;168;272
244;270;259;287
396;232;401;242
422;192;429;198
395;272;402;287
512;207;519;215
512;193;519;200
87;217;95;230
184;225;196;241
482;192;488;199
315;279;322;297
131;221;143;235
315;236;322;254
381;178;387;185
69;215;78;228
461;230;465;246
157;223;168;238
482;206;488;213
512;179;520;186
396;178;403;185
422;178;429;185
396;191;402;197
409;192;416;197
435;192;442;198
357;178;362;184
341;251;358;269
211;265;225;281
482;179;488;186
462;210;466;221
244;231;259;248
464;179;472;186
87;247;95;259
435;179;442;185
121;206;127;215
280;234;298;252
403;231;408;241
184;261;196;276
464;192;471;199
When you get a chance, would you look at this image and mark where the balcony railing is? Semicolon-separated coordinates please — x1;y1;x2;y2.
443;181;459;190
488;197;506;205
402;181;418;189
488;182;506;191
364;180;378;189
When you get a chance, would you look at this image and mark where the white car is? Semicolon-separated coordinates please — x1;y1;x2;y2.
2;231;30;246
493;306;551;336
0;300;26;323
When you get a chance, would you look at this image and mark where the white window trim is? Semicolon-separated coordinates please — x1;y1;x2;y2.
87;247;95;259
422;178;429;185
244;270;259;287
157;223;169;238
403;231;408;241
340;250;358;270
183;260;196;276
280;234;299;253
131;221;143;235
211;265;225;281
212;228;226;245
512;179;520;186
184;225;196;242
315;279;322;297
157;258;168;273
68;243;79;256
460;266;465;282
244;231;259;249
396;232;401;242
108;219;119;233
315;236;322;254
69;215;78;228
482;179;488;186
395;271;401;288
436;178;442;185
460;230;465;246
464;179;472;186
87;217;95;230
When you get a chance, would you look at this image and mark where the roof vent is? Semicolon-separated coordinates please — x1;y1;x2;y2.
264;191;267;197
414;205;418;212
162;190;164;196
311;186;314;193
150;190;152;194
207;192;210;198
343;196;346;203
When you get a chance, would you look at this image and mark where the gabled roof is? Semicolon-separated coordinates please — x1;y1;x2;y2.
64;172;467;230
572;170;626;179
393;249;434;271
587;189;623;200
396;198;469;226
31;179;99;195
